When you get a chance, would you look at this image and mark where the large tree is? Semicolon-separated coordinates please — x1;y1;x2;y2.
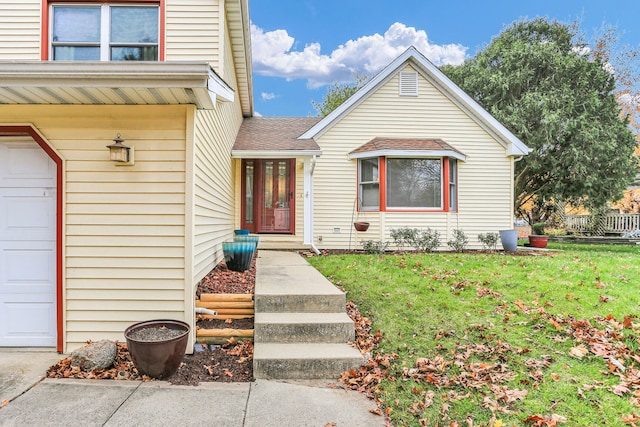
312;73;368;117
441;18;638;223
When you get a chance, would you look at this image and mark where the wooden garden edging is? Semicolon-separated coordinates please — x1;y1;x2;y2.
195;293;254;344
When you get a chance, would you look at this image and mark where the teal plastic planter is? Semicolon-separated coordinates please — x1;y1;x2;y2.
222;241;256;272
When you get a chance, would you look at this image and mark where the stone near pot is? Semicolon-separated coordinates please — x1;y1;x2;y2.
70;340;117;371
125;319;190;379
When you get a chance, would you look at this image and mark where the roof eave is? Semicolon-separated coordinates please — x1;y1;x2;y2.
0;61;234;109
348;149;466;161
231;149;322;159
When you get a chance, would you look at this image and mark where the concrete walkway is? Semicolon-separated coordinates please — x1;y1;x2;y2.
0;377;382;426
0;251;383;426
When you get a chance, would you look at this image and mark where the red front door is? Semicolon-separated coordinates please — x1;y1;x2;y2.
241;159;295;234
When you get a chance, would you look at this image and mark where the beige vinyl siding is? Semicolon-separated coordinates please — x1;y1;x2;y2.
165;0;221;66
0;0;41;60
192;26;243;284
0;104;189;351
314;66;513;250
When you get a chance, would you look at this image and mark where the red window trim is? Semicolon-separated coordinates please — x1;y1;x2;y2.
359;156;457;213
41;0;165;61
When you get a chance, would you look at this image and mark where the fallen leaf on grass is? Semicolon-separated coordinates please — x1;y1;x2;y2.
550;373;560;381
612;383;630;397
524;414;567;426
569;344;588;359
622;413;640;423
623;316;634;329
549;319;562;331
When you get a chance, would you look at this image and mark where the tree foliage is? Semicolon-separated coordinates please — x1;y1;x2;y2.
441;18;638;222
312;73;369;117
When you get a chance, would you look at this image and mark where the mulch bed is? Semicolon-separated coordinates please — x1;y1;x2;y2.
48;256;256;385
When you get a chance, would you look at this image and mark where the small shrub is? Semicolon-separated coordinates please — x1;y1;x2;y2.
361;239;389;255
390;227;440;251
416;228;441;251
477;232;500;250
545;227;567;237
532;222;546;235
390;227;418;251
447;229;468;252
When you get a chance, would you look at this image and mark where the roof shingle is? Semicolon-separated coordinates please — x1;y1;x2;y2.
233;117;321;152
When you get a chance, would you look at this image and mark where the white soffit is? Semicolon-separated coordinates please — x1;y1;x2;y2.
0;61;234;110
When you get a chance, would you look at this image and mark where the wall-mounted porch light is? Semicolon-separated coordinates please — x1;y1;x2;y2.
106;133;134;165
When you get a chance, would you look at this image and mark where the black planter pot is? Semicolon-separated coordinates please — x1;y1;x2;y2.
124;319;190;379
222;241;256;272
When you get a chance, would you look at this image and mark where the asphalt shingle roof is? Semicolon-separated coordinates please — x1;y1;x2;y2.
233;117;321;152
349;137;464;156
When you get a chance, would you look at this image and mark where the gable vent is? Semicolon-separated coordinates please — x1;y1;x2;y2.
399;71;418;96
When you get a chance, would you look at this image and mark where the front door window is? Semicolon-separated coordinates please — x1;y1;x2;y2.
242;159;294;233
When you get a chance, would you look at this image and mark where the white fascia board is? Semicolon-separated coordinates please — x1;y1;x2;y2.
231;150;322;159
208;68;234;102
348;149;466;161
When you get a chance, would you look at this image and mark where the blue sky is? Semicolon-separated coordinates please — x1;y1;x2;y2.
249;0;640;117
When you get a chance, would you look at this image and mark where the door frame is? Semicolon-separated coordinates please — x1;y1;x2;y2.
241;158;295;234
0;126;63;352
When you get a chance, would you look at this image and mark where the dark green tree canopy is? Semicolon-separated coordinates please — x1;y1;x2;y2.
441;18;638;221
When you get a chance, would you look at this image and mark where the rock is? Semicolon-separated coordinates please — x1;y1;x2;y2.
70;340;117;371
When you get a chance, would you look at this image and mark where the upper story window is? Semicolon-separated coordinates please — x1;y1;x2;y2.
51;4;159;61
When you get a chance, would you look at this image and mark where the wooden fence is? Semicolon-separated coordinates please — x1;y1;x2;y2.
565;213;640;235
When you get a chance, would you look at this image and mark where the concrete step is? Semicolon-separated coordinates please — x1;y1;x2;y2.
255;313;355;343
253;343;364;380
255;251;346;313
255;293;346;313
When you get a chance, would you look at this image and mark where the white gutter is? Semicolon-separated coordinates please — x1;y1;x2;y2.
231;150;322;159
348;149;467;162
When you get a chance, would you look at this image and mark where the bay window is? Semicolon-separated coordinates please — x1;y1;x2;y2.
51;4;159;61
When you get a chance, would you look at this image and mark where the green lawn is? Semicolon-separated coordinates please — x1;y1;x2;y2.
308;244;640;426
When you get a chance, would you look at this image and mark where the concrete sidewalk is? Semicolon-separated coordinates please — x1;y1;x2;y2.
1;377;383;426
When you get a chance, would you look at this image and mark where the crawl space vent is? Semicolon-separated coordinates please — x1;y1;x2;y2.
399;71;418;96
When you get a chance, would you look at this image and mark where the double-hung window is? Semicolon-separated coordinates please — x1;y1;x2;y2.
51;4;159;61
358;158;380;211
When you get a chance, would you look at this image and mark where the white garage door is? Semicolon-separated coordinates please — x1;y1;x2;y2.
0;140;57;347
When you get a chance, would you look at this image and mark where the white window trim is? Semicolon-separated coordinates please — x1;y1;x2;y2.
385;157;443;210
358;158;380;211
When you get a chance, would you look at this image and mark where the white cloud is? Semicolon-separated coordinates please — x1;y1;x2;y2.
261;92;277;101
251;22;467;88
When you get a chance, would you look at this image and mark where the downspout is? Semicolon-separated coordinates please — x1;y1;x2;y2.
195;307;218;316
309;155;321;255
